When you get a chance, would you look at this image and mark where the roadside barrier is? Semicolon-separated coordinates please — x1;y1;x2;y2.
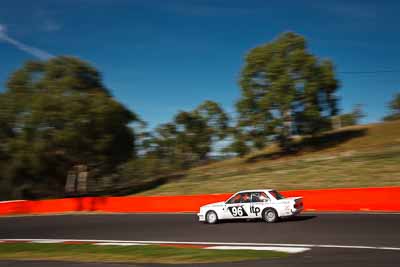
0;187;399;216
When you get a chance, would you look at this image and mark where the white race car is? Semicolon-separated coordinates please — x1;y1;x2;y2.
197;189;303;224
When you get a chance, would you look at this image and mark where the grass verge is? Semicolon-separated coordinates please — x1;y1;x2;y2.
0;243;288;264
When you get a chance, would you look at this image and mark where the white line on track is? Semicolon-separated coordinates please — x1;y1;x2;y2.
1;239;400;251
31;240;66;244
94;242;148;246
206;246;310;253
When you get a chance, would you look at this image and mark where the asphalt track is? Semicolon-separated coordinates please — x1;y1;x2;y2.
0;213;400;266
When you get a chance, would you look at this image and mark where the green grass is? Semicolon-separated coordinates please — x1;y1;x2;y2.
0;243;288;264
139;120;400;195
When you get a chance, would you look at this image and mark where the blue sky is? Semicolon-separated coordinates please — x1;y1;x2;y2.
0;0;399;128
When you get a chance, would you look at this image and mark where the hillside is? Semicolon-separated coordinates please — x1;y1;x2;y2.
140;120;400;196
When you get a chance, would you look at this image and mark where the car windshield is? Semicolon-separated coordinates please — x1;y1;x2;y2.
269;190;285;200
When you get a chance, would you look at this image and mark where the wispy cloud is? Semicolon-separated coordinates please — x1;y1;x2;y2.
0;24;53;60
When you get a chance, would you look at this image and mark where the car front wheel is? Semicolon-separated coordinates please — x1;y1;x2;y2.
263;208;278;223
206;210;218;224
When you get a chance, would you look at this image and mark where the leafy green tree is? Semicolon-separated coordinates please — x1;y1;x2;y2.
194;100;229;140
222;129;250;157
144;116;206;170
384;93;400;121
0;93;13;199
237;32;339;150
148;122;181;169
175;110;211;163
145;101;229;169
0;57;140;199
335;104;365;127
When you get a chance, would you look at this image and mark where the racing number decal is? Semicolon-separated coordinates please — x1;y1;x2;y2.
250;206;261;216
228;206;248;217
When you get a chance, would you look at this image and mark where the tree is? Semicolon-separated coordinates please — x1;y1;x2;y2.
0;56;140;199
148;122;181;169
145;101;229;169
175;111;211;163
194;100;229;140
334;104;365;128
222;129;250;157
0;93;14;199
237;32;339;151
383;93;400;121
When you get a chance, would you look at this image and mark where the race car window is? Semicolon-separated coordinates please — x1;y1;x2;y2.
269;190;285;200
226;194;239;204
226;193;251;204
240;193;251;203
251;192;270;203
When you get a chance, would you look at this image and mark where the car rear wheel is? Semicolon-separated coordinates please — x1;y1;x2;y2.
263;208;278;223
206;211;218;224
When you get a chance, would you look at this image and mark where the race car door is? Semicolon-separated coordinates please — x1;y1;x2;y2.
223;192;252;219
249;192;271;218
